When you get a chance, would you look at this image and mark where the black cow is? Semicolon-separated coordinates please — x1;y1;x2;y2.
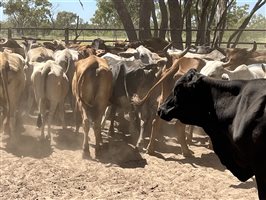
104;57;159;146
158;68;266;199
91;38;107;51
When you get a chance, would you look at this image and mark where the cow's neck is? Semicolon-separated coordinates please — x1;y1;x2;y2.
204;78;243;125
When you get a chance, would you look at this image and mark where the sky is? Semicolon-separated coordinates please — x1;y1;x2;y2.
49;0;97;23
0;0;265;23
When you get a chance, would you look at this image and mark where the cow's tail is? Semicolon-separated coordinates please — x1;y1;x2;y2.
64;56;72;75
37;113;42;128
131;64;179;106
262;63;266;73
0;55;10;124
36;64;51;128
41;63;51;98
76;65;97;107
120;65;130;99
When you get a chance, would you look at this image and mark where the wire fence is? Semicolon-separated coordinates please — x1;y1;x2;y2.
0;27;266;48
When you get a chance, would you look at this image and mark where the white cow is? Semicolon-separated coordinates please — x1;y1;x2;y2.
167;48;225;61
118;45;167;65
54;48;79;109
221;64;266;80
200;61;266;80
31;60;69;141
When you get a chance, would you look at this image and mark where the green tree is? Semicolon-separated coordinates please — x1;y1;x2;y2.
227;2;249;28
2;0;52;27
90;0;139;28
55;11;78;28
248;14;266;28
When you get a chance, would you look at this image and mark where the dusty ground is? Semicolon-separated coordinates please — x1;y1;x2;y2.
0;117;258;200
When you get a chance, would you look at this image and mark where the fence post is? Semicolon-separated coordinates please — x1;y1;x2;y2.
65;28;69;45
8;28;12;39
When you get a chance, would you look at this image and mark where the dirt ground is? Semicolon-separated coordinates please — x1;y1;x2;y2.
0;117;258;200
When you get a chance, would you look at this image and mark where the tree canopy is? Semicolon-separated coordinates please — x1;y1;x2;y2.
2;0;52;27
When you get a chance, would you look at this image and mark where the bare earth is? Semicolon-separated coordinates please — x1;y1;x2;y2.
0;118;258;200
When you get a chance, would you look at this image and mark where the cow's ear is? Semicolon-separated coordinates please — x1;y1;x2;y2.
186;74;203;88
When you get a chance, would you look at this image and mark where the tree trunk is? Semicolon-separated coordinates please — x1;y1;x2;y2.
158;0;168;39
168;0;183;49
205;0;219;45
212;0;234;47
195;0;211;45
112;0;138;41
227;0;266;47
151;0;158;38
139;0;152;40
184;0;192;47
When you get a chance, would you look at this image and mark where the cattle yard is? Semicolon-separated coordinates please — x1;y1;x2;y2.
0;122;258;199
0;35;264;199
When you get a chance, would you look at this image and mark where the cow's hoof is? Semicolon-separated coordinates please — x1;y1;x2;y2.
39;135;45;141
95;145;104;159
182;149;194;158
135;144;145;153
95;151;102;159
45;135;51;141
146;148;156;156
82;151;91;159
17;125;26;133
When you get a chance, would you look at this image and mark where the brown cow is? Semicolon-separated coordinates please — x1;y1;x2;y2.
72;55;112;158
132;50;206;157
0;52;26;137
223;42;266;69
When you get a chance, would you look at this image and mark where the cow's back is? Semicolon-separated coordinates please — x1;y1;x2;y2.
75;55;112;115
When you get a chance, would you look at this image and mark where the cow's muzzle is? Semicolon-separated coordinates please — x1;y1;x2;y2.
157;106;174;121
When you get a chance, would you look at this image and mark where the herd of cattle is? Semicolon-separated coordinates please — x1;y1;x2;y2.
0;37;266;198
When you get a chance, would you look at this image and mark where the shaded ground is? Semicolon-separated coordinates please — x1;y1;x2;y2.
0;120;258;200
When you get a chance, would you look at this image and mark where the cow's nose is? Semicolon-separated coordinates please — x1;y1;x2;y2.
158;104;175;121
157;108;163;117
158;107;170;121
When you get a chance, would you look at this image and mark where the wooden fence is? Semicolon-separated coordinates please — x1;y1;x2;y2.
0;27;266;47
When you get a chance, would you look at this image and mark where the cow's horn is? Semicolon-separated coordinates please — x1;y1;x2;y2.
163;42;173;53
221;58;231;67
177;45;190;58
0;38;8;45
248;41;257;52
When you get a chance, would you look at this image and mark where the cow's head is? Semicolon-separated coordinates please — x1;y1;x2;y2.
223;42;257;68
91;38;107;51
158;68;208;125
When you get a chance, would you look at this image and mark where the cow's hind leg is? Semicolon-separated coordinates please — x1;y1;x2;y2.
136;109;153;151
146;115;162;155
79;103;91;158
175;121;192;157
94;118;103;158
255;165;266;199
47;102;58;142
108;105;117;137
58;101;66;130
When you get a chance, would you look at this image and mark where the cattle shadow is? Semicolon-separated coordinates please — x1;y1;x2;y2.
52;127;83;150
1;133;53;159
164;152;226;172
53;127;147;168
230;177;256;190
96;138;147;168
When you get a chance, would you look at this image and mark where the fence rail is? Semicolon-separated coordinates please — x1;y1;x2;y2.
0;27;266;47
